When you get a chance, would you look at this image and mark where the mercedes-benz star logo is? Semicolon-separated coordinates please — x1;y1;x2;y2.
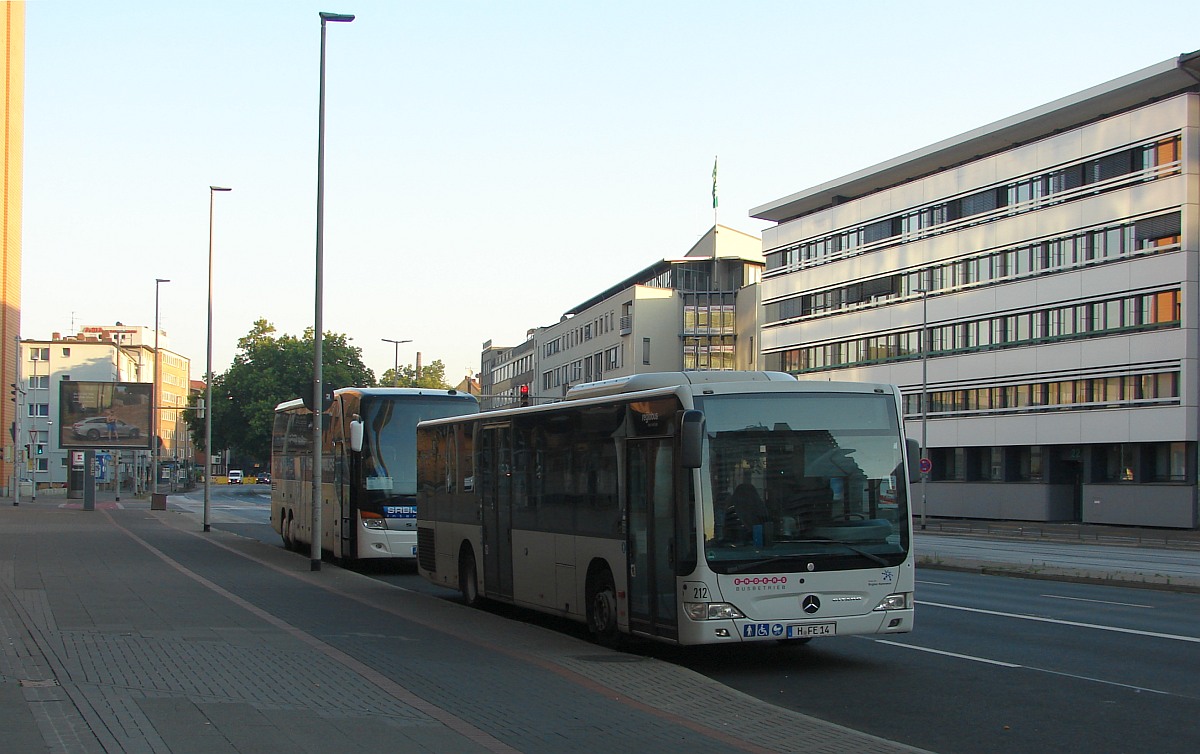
802;595;821;614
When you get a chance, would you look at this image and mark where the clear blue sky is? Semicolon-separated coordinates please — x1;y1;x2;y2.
20;0;1200;384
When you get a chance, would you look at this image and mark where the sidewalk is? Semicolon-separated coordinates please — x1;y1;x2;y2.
914;517;1200;591
916;517;1200;549
1;493;928;754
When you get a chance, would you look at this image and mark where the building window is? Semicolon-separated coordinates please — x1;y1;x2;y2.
28;403;49;418
1015;446;1044;482
642;338;651;365
1148;442;1188;483
977;447;1004;481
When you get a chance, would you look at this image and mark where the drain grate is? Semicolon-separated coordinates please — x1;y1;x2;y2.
20;679;60;688
574;654;647;663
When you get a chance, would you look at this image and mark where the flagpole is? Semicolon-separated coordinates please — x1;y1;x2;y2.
712;155;718;231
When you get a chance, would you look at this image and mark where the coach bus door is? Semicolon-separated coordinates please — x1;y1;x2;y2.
480;424;514;599
626;438;678;641
336;436;354;560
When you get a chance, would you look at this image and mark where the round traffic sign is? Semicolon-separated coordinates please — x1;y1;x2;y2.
918;457;932;474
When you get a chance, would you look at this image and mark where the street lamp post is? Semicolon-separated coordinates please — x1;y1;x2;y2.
313;10;355;572
205;186;232;533
381;338;411;387
918;273;930;531
153;278;170;497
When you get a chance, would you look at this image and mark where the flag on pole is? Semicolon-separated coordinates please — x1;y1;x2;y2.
712;156;718;209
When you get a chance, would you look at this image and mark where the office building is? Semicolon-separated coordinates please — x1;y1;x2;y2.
482;225;764;409
751;52;1200;529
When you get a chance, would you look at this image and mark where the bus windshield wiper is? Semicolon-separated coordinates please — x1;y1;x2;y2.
726;539;889;572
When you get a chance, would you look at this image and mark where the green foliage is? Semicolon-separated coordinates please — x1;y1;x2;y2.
379;359;451;389
186;319;375;464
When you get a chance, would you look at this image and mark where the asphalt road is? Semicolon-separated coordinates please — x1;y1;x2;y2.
173;488;1200;753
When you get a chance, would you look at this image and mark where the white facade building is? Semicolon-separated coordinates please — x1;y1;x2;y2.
751;52;1200;529
501;225;763;407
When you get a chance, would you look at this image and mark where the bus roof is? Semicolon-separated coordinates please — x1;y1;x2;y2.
273;386;478;413
563;371;795;401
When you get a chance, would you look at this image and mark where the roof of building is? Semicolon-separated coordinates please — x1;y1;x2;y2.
563;225;762;316
750;50;1200;225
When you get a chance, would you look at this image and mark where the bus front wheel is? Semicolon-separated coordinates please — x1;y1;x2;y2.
587;568;621;647
459;548;481;606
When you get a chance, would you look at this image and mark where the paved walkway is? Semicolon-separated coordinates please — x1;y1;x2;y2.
1;493;929;754
914;518;1200;591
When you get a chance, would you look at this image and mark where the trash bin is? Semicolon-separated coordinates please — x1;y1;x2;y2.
151;493;167;511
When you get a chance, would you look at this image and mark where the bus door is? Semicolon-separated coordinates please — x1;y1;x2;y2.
479;424;514;600
335;438;353;560
626;438;678;641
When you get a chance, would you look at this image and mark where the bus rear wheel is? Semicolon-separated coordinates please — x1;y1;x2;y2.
459;548;481;606
587;568;621;647
281;512;294;551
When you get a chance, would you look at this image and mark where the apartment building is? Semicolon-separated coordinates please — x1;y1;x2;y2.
482;225;764;409
751;52;1200;529
20;328;193;492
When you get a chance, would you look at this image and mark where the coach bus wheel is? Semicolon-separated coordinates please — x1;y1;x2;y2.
281;512;294;551
587;568;620;647
459;548;481;606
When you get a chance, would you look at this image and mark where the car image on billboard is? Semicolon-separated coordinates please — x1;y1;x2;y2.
59;381;153;449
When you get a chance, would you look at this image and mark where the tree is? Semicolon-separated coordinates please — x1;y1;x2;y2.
379;359;451;389
187;319;375;464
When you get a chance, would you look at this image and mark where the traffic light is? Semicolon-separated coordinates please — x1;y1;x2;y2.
36;445;43;455
518;384;530;408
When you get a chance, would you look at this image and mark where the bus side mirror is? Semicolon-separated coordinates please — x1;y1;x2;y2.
349;420;364;453
905;438;921;478
680;410;704;469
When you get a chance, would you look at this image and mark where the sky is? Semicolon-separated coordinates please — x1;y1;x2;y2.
19;0;1200;386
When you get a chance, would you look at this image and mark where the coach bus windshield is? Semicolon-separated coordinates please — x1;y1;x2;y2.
697;392;910;573
359;396;474;505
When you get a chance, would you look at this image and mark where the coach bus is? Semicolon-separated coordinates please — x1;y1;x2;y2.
272;387;478;563
416;371;917;646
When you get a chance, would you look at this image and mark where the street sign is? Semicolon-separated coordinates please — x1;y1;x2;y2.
918;457;933;475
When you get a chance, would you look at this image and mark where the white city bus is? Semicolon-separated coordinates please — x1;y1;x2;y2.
272;387;478;563
416;371;916;646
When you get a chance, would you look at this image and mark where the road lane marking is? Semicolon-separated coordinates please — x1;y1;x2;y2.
872;639;1019;667
918;600;1200;643
872;639;1173;696
1040;594;1154;609
916;579;951;586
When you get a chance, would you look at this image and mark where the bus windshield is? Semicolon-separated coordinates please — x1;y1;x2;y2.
697;392;909;572
359;396;476;505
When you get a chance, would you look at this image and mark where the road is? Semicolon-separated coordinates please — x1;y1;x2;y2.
173;489;1200;753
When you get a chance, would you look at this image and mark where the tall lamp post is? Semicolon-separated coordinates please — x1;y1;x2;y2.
381;338;411;387
313;10;355;572
153;278;170;497
205;186;232;532
918;273;930;531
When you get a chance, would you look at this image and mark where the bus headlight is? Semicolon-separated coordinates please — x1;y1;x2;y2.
684;602;746;621
362;518;387;530
873;593;912;611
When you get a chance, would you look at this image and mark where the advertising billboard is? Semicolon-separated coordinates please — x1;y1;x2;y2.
59;381;154;450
